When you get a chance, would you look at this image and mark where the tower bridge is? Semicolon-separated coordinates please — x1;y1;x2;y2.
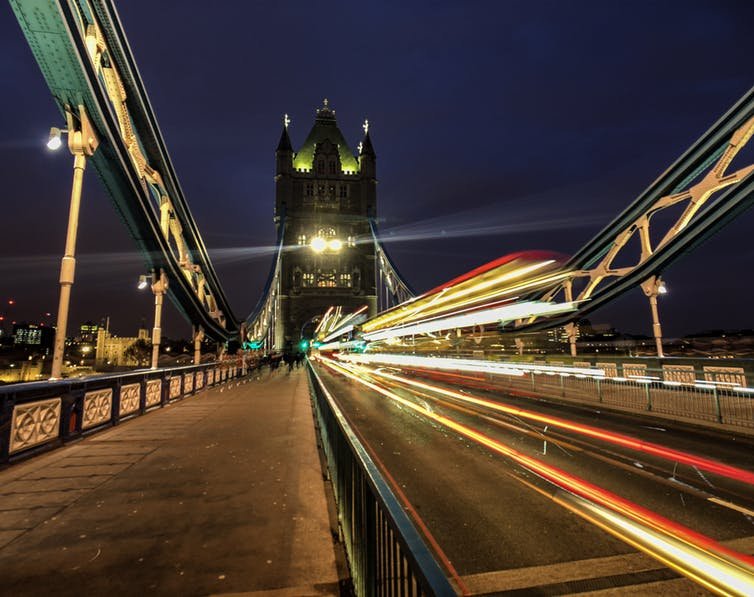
3;1;754;595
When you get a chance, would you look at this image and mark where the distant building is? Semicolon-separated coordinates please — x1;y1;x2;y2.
95;326;149;367
78;321;100;343
12;322;54;353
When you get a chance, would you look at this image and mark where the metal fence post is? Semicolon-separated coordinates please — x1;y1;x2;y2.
645;383;652;411
596;378;603;403
713;385;722;423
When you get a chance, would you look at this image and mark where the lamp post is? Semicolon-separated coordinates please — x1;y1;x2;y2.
150;270;168;369
49;106;99;379
138;269;169;369
193;326;204;365
641;276;667;358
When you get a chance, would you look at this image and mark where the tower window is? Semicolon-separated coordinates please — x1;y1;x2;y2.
347;235;356;247
328;185;335;198
316;269;337;288
318;184;325;196
317;161;325;174
305;183;313;197
302;273;314;287
297;234;307;245
329;161;337;174
339;185;348;198
339;273;352;287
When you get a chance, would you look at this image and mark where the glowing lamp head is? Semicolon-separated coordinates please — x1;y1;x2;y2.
658;282;668;294
47;127;63;151
328;238;343;252
310;237;327;253
137;275;149;290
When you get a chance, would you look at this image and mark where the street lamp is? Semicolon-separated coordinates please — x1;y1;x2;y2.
47;127;67;151
138;270;169;369
49;105;100;380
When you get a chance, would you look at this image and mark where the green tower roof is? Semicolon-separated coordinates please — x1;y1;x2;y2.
292;100;360;173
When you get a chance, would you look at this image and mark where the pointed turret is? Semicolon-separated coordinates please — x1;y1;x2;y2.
276;114;293;176
359;119;376;180
276;123;293;152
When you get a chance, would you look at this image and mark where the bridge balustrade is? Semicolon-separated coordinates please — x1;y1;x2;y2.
307;362;455;597
0;362;246;465
471;364;754;430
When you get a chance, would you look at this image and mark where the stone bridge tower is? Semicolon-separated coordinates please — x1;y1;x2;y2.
274;100;377;347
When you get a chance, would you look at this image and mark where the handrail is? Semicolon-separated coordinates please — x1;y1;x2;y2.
307;361;456;596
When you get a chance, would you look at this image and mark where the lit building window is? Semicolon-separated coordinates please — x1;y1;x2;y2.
347;235;356;247
297;234;307;245
339;273;352;287
318;227;336;239
316;269;337;288
302;273;314;287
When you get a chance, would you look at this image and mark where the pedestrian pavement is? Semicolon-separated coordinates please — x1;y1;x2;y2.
0;368;345;596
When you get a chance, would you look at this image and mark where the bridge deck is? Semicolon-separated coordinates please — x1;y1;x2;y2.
0;369;342;596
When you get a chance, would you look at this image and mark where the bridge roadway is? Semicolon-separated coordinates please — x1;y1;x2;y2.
312;360;754;595
0;369;344;597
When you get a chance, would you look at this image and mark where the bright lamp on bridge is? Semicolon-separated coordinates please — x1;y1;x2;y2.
310;237;327;253
47;127;64;151
328;238;343;252
658;282;668;294
137;274;149;290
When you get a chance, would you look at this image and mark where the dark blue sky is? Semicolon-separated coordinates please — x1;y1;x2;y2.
2;0;754;338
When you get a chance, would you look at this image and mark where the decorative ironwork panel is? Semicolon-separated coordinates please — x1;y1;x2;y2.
573;361;591;369
10;398;62;454
145;379;162;407
623;363;648;378
195;372;204;390
663;365;696;384
184;373;194;394
207;370;214;385
703;366;747;387
83;388;112;430
119;383;140;416
596;362;618;378
169;376;182;399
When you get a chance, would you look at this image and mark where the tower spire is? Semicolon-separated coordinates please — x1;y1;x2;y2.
276;113;293;152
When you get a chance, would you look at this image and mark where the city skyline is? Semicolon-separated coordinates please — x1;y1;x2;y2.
2;1;754;338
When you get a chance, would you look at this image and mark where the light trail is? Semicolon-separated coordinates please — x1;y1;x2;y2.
316;356;754;594
362;300;576;342
339;358;754;488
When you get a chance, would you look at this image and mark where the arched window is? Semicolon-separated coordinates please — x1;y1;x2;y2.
317;160;325;174
317;227;336;239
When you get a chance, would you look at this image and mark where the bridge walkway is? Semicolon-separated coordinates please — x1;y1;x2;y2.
0;368;343;596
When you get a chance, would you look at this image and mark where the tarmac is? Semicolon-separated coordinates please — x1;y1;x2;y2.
0;368;345;596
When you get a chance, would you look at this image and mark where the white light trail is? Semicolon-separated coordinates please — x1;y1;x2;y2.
362;300;577;342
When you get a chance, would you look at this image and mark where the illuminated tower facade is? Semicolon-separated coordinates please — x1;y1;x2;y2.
274;100;377;346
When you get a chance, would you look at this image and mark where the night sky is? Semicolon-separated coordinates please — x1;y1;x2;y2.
2;0;754;339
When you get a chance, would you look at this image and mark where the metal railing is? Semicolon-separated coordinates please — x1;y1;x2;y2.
0;361;247;465
307;362;456;597
470;365;754;430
